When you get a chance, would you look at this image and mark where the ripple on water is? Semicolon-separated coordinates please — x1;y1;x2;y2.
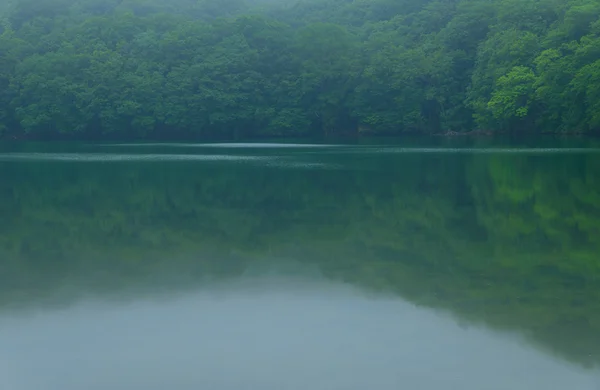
96;143;344;148
0;153;274;162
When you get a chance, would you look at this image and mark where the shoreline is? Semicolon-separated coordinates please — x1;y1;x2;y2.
2;130;600;143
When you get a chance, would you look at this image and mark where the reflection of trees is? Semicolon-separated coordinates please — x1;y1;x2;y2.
0;151;599;366
464;154;600;366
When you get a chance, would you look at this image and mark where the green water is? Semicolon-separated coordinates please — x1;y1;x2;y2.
0;140;599;389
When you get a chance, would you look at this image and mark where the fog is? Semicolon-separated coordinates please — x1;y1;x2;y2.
1;277;597;390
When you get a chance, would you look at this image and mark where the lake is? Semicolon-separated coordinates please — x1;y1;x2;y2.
0;139;599;389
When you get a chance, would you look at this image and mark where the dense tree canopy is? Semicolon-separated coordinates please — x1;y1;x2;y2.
0;0;599;139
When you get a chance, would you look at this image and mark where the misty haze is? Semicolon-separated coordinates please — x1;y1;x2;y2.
1;276;598;390
1;0;600;389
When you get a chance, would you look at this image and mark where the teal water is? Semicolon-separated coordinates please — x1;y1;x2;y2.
0;140;599;389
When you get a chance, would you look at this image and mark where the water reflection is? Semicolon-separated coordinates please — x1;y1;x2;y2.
0;140;600;387
1;276;597;390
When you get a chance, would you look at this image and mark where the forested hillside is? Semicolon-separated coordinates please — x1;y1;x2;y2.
0;0;599;139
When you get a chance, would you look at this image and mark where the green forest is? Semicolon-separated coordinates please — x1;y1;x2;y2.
0;0;600;139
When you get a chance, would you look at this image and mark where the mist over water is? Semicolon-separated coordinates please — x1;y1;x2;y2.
1;276;597;390
1;140;600;389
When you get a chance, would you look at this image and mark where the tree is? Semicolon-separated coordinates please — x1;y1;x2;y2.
487;66;537;130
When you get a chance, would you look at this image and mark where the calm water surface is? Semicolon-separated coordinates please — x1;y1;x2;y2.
0;139;599;389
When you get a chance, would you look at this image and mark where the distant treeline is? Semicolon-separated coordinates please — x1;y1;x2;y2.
0;0;599;139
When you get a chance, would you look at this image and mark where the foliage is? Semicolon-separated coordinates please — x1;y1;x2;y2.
0;0;600;138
